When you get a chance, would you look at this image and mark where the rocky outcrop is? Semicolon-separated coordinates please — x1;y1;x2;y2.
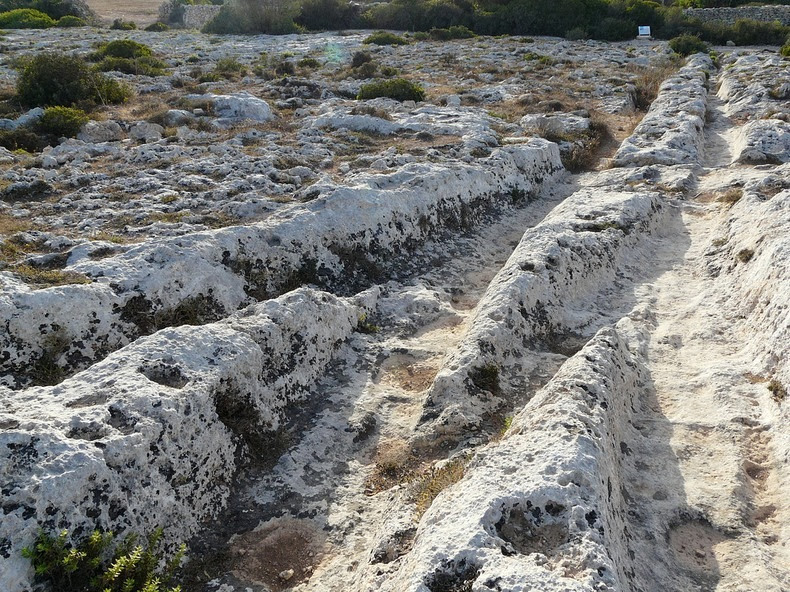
0;287;374;591
614;55;713;167
0;141;562;388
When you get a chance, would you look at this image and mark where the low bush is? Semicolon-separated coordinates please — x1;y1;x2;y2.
96;56;168;76
203;0;300;34
110;17;136;29
668;33;708;56
297;56;320;68
351;50;372;68
357;78;425;102
363;30;409;45
592;17;634;41
16;53;131;108
782;42;790;57
56;14;86;27
214;55;247;78
565;26;588;40
97;39;153;59
145;21;169;31
36;106;89;137
23;527;185;592
0;127;49;151
0;8;55;28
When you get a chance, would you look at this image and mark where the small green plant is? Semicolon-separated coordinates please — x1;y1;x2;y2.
363;30;409;46
469;363;500;394
357;78;425;102
23;527;185;592
214;55;247;79
415;456;468;517
356;313;380;334
145;21;170;31
768;379;786;402
781;43;790;58
668;34;708;57
37;106;89;138
0;8;55;28
412;31;428;41
96;56;168;76
110;18;136;30
297;56;320;68
56;15;86;27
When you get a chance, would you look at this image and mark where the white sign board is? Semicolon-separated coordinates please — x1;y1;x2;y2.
638;26;651;37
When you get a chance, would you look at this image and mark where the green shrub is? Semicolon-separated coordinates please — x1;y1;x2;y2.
214;55;247;78
145;21;169;31
0;127;49;151
782;42;790;57
16;53;131;108
37;106;89;137
351;60;377;79
565;26;588;40
351;50;371;67
298;56;320;68
110;17;136;29
0;8;55;28
56;15;86;27
203;0;300;34
96;56;168;76
357;78;425;101
593;17;634;41
363;30;409;45
668;33;708;56
98;39;153;59
22;527;185;592
412;31;429;40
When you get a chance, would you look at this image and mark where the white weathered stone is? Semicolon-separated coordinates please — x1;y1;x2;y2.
78;120;123;143
130;122;164;143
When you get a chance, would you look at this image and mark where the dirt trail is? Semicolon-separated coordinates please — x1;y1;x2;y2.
623;77;790;591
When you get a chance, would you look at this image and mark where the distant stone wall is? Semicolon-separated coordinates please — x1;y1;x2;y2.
684;5;790;25
181;4;222;29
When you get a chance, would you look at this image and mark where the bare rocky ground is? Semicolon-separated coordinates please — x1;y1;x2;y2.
0;27;788;592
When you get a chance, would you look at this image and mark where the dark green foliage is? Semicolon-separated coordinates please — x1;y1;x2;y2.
212;55;247;79
145;21;169;31
0;127;50;152
782;42;790;57
22;528;185;592
37;106;89;137
296;0;362;30
16;53;131;108
0;0;92;20
98;39;153;59
351;50;372;67
297;56;320;68
56;14;85;26
110;17;136;29
592;17;634;41
0;8;54;27
699;18;789;46
363;30;409;45
469;364;500;394
429;25;476;39
203;0;300;34
95;56;168;76
668;33;708;55
357;77;425;101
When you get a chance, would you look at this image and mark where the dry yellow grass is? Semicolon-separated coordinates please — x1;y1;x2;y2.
85;0;162;26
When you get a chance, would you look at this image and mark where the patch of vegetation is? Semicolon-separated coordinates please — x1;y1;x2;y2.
429;25;475;40
468;363;500;394
23;527;185;592
0;127;50;151
213;55;247;79
668;34;708;56
16;53;131;108
96;56;168;76
356;313;380;334
415;456;468;517
768;379;786;403
297;56;320;68
357;78;425;102
110;17;136;30
56;15;86;27
97;39;153;59
36;106;89;138
781;42;790;58
632;59;678;111
736;248;754;263
363;30;409;45
145;21;169;31
0;8;54;28
718;187;742;205
203;0;300;34
10;264;91;288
